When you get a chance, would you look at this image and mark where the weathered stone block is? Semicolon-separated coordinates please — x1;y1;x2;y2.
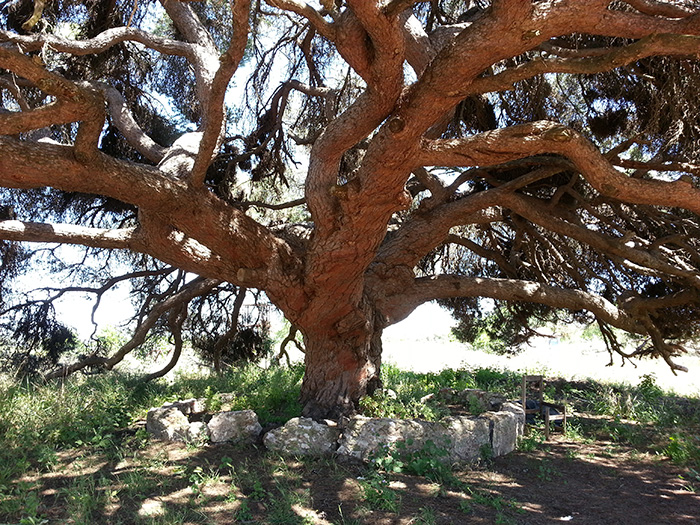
263;417;341;456
161;398;207;416
186;421;211;443
208;410;261;443
501;401;525;437
442;415;491;463
482;411;518;457
338;416;444;462
146;407;191;441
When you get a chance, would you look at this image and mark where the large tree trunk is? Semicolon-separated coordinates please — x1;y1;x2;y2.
299;317;383;420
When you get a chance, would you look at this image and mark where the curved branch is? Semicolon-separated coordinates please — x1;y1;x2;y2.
0;220;145;250
470;33;700;95
274;324;304;366
45;277;220;379
0;26;196;60
419;121;700;215
611;158;700;177
244;196;306;211
397;275;643;333
0;74;30;111
212;286;247;373
190;0;251;186
265;0;336;40
446;233;517;278
384;0;422;19
100;84;168;163
143;303;188;381
0;47;106;159
623;0;696;18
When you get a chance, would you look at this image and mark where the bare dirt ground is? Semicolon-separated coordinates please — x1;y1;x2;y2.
13;410;699;525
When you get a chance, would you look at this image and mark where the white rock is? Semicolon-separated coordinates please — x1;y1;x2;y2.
263;417;341;456
146;407;190;441
208;410;261;443
186;421;211;443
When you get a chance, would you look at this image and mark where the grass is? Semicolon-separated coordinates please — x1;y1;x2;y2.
0;363;699;523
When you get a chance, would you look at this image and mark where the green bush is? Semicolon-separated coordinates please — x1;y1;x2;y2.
370;439;454;484
664;433;700;467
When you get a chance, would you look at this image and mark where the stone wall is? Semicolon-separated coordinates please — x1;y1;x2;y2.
146;392;525;464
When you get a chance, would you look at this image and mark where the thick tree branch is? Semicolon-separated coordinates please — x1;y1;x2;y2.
419;122;700;215
0;137;306;312
0;220;144;250
190;0;251;186
0;26;196;60
397;275;643;333
590;9;700;39
160;0;217;52
0;46;106;160
265;0;336;40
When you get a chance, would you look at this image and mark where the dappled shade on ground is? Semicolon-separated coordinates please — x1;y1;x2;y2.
5;435;699;524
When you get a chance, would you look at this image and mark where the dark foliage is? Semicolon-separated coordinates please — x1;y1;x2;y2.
193;327;272;368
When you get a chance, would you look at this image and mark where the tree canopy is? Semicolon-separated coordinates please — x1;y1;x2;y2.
1;0;700;418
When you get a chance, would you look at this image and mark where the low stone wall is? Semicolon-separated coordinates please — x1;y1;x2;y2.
146;393;525;464
146;401;261;444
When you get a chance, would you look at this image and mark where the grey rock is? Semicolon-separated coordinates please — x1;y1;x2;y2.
208;410;262;443
482;411;518;457
186;421;211;443
161;398;207;416
337;413;497;465
263;417;341;456
337;416;445;462
501;401;525;438
146;407;191;441
442;415;491;463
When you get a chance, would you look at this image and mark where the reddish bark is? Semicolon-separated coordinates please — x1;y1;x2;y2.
299;322;383;420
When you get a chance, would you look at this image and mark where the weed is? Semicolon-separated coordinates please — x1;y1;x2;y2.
204;385;223;412
495;512;516;525
62;475;101;524
249;479;269;501
370;439;454;484
479;443;494;466
458;498;473;514
536;461;560;482
18;518;48;525
358;472;401;513
664;434;700;467
467;394;486;415
233;499;254;522
0;481;42;520
518;430;545;452
414;506;437;524
219;455;234;472
565;448;579;461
